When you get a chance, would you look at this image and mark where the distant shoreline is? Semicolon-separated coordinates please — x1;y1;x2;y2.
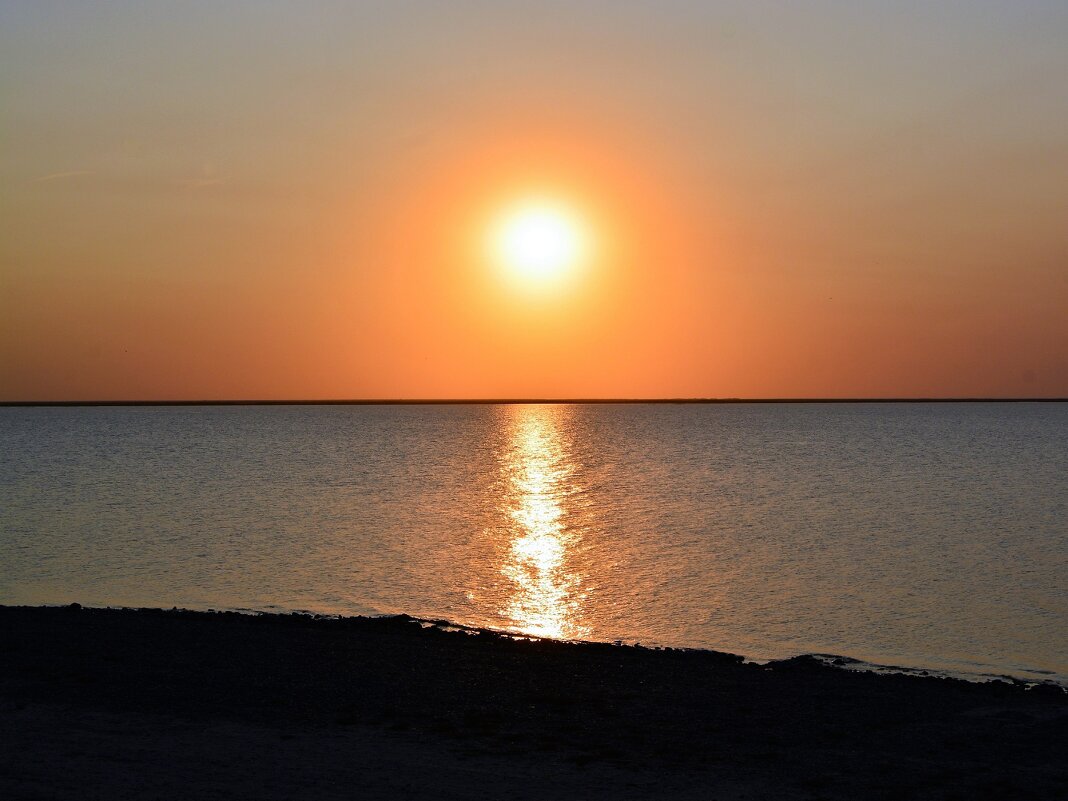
3;397;1066;407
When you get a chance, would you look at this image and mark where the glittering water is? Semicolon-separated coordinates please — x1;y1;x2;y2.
2;403;1065;683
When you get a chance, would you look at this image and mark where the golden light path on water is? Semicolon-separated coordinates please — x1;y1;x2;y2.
498;405;589;640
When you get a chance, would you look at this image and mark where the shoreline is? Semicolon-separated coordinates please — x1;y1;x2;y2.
3;604;1065;799
207;608;1068;688
15;602;1063;688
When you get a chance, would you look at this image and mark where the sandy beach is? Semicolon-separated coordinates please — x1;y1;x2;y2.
1;605;1065;800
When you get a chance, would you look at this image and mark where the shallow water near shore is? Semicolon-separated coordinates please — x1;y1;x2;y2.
2;402;1065;683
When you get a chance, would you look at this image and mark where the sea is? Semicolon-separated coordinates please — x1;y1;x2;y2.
2;402;1065;684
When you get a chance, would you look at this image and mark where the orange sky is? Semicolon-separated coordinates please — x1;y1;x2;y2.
2;2;1067;399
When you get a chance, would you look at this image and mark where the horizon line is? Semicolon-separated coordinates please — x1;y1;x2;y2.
2;397;1066;407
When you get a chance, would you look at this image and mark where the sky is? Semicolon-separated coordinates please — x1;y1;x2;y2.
2;0;1067;399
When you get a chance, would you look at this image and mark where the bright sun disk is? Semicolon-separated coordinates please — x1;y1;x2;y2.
490;200;587;282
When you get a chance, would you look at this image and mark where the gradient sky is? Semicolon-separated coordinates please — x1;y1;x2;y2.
3;1;1067;399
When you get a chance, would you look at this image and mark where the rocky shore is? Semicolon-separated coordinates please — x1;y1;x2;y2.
2;605;1064;799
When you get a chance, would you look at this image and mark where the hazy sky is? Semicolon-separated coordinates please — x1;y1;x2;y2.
3;1;1067;399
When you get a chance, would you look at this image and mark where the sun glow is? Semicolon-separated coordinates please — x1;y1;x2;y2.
489;198;589;282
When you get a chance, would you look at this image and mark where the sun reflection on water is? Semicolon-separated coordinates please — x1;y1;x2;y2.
499;406;588;639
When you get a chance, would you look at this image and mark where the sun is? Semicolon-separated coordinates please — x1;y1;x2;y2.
488;198;588;282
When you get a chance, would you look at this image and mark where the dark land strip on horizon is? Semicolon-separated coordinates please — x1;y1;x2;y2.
3;397;1066;406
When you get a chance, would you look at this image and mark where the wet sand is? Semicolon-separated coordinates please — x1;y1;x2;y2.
2;605;1065;800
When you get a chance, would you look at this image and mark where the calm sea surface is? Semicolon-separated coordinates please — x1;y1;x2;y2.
2;403;1065;683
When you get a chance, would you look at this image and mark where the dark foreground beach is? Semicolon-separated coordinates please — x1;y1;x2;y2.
2;606;1065;800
